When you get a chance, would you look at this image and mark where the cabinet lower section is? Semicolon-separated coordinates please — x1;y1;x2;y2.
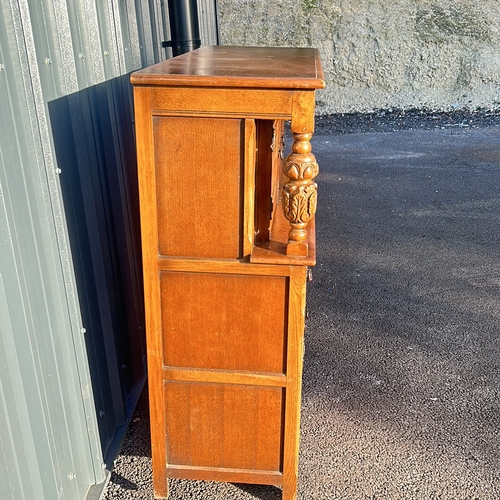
148;261;307;498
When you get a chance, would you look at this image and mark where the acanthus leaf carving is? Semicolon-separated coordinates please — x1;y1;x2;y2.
282;133;319;248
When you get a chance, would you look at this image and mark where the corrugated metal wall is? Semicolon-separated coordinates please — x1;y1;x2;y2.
0;1;218;500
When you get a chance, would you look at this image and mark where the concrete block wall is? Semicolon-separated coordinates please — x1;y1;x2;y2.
218;0;500;114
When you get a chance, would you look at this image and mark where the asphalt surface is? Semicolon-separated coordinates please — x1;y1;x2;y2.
104;123;500;499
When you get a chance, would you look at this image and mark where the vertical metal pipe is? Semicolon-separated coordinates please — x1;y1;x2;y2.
213;0;220;45
167;0;201;56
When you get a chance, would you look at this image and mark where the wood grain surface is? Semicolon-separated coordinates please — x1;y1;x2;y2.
160;271;288;373
131;46;325;90
154;116;243;259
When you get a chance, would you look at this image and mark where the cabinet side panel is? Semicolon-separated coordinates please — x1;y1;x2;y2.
160;271;288;373
164;382;283;472
153;116;244;259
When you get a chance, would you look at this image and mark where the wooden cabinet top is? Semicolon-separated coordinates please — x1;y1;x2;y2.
130;46;325;90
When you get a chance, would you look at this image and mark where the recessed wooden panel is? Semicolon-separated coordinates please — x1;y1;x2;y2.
160;271;288;373
153;117;244;259
164;382;284;472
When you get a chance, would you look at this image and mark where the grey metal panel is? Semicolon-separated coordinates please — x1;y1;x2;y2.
136;0;155;65
119;0;143;70
109;0;128;74
0;9;102;500
0;0;166;499
63;0;102;88
95;1;123;80
198;0;219;46
51;0;80;93
149;0;166;63
0;212;43;500
1;0;220;498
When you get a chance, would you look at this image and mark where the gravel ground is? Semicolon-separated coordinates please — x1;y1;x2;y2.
104;111;500;500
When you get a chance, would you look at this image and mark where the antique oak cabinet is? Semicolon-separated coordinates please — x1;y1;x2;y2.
131;46;324;499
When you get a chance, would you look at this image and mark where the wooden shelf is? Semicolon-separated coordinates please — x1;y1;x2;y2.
251;218;316;266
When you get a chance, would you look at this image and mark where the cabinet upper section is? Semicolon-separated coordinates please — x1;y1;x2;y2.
130;46;325;90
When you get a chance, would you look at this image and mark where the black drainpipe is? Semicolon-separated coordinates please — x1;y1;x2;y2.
163;0;201;57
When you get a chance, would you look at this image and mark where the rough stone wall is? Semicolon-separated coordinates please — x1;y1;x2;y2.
218;0;500;114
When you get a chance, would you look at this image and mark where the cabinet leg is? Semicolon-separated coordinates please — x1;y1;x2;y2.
282;477;298;500
153;479;168;499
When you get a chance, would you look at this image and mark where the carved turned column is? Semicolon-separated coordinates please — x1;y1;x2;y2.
282;132;319;256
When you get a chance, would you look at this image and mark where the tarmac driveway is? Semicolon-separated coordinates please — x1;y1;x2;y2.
105;126;500;499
